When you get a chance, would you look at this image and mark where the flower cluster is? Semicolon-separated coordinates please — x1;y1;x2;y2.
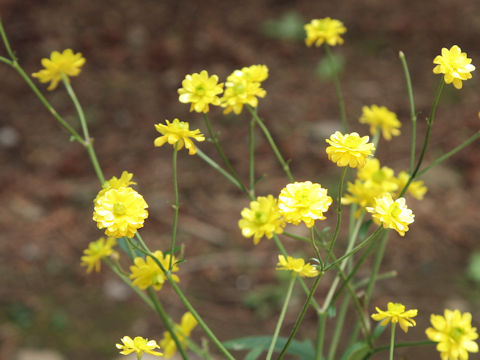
154;118;205;155
433;45;475;89
116;336;163;358
359;105;401;141
304;17;346;47
80;237;117;273
160;312;198;358
129;250;180;291
371;302;418;333
276;255;319;278
325;131;375;168
366;193;414;236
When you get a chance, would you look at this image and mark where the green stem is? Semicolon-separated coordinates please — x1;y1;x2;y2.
311;227;323;267
368;340;435;356
389;323;396;360
399;51;417;174
326;167;348;261
365;231;390;307
62;76;105;184
0;19;17;61
327;294;350;360
249;117;256;197
266;275;297;360
246;105;294;182
315;312;327;360
169;146;179;270
282;231;312;244
324;44;347;132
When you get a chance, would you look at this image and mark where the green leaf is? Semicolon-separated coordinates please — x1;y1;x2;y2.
117;237;144;259
315;53;345;81
340;342;371;360
245;346;264;360
223;336;315;359
358;220;373;240
467;251;480;283
372;323;387;339
261;11;306;42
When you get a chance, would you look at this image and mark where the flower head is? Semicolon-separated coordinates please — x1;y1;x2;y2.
276;255;319;278
366;193;414;236
238;195;286;245
359;105;401;141
220;65;268;115
304;17;346;47
371;302;418;333
93;187;148;239
326;131;375;168
129;250;179;291
394;171;428;200
94;171;136;204
426;309;479;360
154;119;205;155
116;336;163;358
278;181;333;228
32;49;86;91
160;312;198;358
178;70;224;113
80;237;117;273
433;45;475;89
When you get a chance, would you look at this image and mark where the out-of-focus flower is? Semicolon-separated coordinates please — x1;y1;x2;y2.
433;45;475;89
80;237;117;273
129;250;179;291
304;18;346;47
94;171;136;204
154;119;205;155
394;171;427;200
160;312;198;358
359;105;401;141
426;309;479;360
326;131;375;168
178;70;224;113
276;255;319;278
32;49;85;90
278;181;332;228
116;336;163;358
366;193;414;236
371;302;418;333
238;195;285;245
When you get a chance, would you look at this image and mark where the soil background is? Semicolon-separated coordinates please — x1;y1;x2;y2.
1;1;480;359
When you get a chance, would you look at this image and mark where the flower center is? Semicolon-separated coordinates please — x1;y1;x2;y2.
113;202;127;216
344;135;362;148
233;83;245;95
390;203;401;217
450;326;465;341
255;211;268;224
195;85;206;96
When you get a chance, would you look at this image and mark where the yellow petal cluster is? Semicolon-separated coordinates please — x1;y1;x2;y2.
276;255;319;278
32;49;85;91
129;250;179;291
433;45;475;89
359;105;401;141
220;65;268;115
326;131;375;168
94;171;136;204
154;119;205;155
116;336;163;357
160;312;198;358
238;195;285;245
366;193;414;236
80;237;117;273
278;181;333;228
178;70;224;113
304;17;346;47
371;302;418;333
426;309;479;360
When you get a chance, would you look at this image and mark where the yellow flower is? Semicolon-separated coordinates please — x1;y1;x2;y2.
160;312;198;358
93;187;149;239
359;105;401;141
395;171;427;200
154;119;205;155
433;45;475;89
220;65;268;115
371;302;418;333
129;250;179;291
366;193;414;236
426;309;479;360
304;17;346;47
178;70;224;113
238;195;286;245
32;49;86;91
278;181;333;228
80;237;117;273
94;171;136;204
276;255;319;278
116;336;163;357
326;131;375;168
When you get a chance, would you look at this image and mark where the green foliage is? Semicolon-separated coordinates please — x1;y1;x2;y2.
261;11;306;42
340;342;370;360
316;53;346;81
466;251;480;283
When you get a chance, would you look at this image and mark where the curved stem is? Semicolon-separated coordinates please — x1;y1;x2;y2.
324;44;347;132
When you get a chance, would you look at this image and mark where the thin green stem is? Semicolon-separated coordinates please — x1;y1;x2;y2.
0;19;17;61
399;51;417;174
266;275;297;360
169;146;179;270
282;231;311;244
324;44;347;132
365;231;390;307
0;55;12;65
311;227;323;267
249;118;256;197
247;106;294;182
327;294;350;360
326;167;348;261
368;340;435;356
389;323;396;360
315;312;327;360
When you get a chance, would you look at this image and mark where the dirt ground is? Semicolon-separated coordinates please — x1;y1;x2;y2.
1;1;480;359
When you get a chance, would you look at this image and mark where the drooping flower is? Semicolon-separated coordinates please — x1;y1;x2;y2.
154;119;205;155
178;70;224;113
304;17;346;47
359;105;401;141
93;187;149;239
80;237;117;273
326;131;375;168
220;65;268;115
278;181;333;228
129;250;179;291
276;255;319;278
371;302;418;333
433;45;475;89
94;171;136;204
32;49;86;91
366;193;414;236
394;171;428;200
116;336;163;358
426;309;479;360
160;312;198;358
238;195;286;245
